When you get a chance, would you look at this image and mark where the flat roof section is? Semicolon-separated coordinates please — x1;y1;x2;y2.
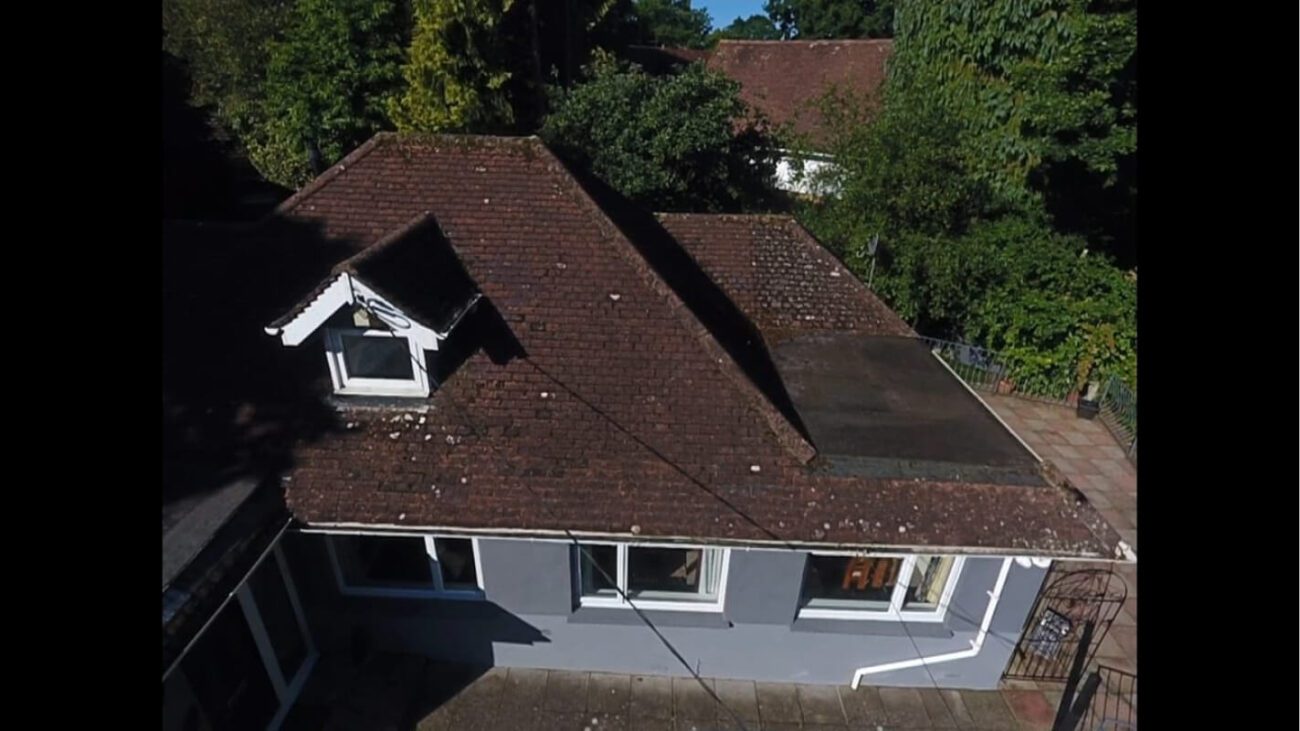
772;334;1043;483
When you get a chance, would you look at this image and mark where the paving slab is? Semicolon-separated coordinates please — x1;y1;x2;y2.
673;677;719;721
798;684;847;724
630;676;675;720
590;673;633;715
959;691;1017;730
546;670;591;713
755;682;803;724
840;685;889;726
916;688;958;728
1000;689;1055;729
878;687;930;728
714;679;762;723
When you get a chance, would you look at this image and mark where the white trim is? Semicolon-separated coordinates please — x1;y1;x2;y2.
267;273;444;351
850;557;1014;688
236;584;287;699
574;541;731;613
324;327;431;397
267;653;317;731
293;523;1122;563
795;553;967;623
271;274;355;346
325;533;485;601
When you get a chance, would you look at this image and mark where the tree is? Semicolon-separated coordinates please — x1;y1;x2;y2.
793;0;1138;387
711;14;781;41
764;0;895;39
161;0;291;148
388;0;517;134
253;0;408;187
887;0;1137;263
541;56;778;212
630;0;712;49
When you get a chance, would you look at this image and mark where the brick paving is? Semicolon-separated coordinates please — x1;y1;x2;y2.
981;395;1137;680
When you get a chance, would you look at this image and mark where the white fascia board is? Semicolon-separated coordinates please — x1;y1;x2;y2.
272;274;355;346
265;273;443;351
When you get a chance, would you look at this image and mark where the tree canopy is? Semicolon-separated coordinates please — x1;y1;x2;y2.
628;0;712;49
541;57;778;212
764;0;895;39
253;0;408;187
711;14;781;41
795;0;1137;388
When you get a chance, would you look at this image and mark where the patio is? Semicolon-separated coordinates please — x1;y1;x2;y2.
284;653;1066;730
981;395;1137;678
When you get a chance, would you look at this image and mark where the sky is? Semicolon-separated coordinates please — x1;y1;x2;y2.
695;0;768;28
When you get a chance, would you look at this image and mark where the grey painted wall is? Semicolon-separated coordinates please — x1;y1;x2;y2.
282;533;1047;689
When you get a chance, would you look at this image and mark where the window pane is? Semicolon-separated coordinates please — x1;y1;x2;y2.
801;555;901;611
179;602;279;730
902;556;956;610
628;547;713;599
433;538;478;589
336;535;433;589
579;544;619;597
341;334;414;380
248;556;308;682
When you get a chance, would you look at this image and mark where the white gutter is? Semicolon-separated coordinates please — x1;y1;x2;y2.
850;557;1014;689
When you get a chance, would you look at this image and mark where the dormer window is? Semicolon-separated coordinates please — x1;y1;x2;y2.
262;213;482;401
324;324;430;397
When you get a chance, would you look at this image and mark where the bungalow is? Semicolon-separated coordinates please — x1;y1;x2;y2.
163;133;1127;730
629;40;893;196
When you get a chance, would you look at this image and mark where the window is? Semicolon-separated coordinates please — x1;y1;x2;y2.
324;327;430;397
327;534;482;599
574;543;729;612
797;553;963;621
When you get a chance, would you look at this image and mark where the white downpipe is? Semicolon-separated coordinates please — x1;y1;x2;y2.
850;557;1014;689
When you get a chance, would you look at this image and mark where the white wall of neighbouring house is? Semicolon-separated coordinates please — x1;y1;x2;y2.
774;155;840;197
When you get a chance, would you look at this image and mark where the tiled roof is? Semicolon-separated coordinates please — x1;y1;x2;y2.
259;133;1123;559
704;40;892;147
656;213;912;341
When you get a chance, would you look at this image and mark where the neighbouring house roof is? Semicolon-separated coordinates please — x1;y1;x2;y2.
628;40;893;149
705;40;892;147
229;132;1122;559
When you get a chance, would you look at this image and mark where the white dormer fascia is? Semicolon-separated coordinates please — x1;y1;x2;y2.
263;273;442;351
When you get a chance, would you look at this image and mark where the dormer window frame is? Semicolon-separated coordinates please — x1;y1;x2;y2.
323;326;431;398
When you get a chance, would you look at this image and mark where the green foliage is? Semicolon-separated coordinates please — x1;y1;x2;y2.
711;14;781;41
254;0;408;187
796;0;1137;389
764;0;895;39
888;0;1137;245
161;0;291;147
631;0;712;48
388;0;516;134
541;57;778;212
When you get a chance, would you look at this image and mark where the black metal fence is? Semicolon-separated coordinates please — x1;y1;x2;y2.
918;335;1137;464
1078;665;1138;730
1005;568;1128;682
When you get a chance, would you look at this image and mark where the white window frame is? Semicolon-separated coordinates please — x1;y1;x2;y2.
324;327;431;397
325;534;485;601
796;553;966;623
573;542;730;613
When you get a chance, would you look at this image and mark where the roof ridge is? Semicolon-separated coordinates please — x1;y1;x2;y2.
268;133;548;223
331;210;436;274
533;146;817;464
268;133;393;221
